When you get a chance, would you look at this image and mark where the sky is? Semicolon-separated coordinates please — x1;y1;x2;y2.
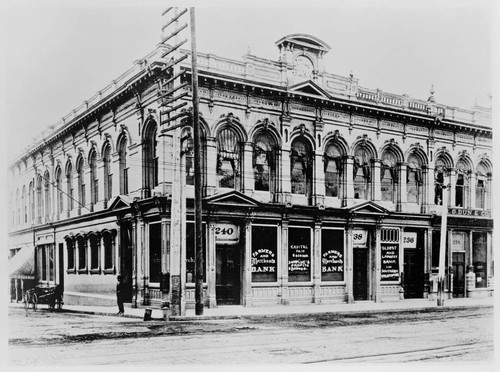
1;0;496;159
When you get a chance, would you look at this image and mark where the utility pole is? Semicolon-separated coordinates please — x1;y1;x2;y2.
437;184;449;306
190;7;204;316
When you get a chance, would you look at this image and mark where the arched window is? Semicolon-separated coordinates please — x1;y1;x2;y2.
476;162;490;210
55;167;63;215
66;162;73;211
253;132;276;192
290;137;313;196
89;150;98;205
29;181;34;223
36;175;43;222
102;231;114;271
16;188;20;225
103;144;112;201
407;154;423;204
66;237;75;271
143;120;158;196
455;159;469;208
44;171;51;220
380;149;398;202
217;127;241;189
353;146;373;200
76;157;85;208
324;142;343;198
22;186;27;224
89;233;100;271
117;135;128;195
77;235;86;271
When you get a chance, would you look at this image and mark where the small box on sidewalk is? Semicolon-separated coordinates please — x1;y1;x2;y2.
143;308;152;321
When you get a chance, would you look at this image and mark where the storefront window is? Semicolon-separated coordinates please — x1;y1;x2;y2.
321;229;344;281
149;223;162;283
473;232;487;288
89;234;99;270
77;236;86;270
103;232;114;270
380;228;400;281
186;222;207;283
251;225;278;282
288;227;311;282
66;238;75;270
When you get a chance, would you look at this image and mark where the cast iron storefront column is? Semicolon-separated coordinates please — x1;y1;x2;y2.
242;142;254;194
279;218;289;305
207;220;217;308
312;219;322;304
372;159;382;201
397;162;407;212
374;226;382;303
343;156;355;207
244;216;253;306
345;226;354;303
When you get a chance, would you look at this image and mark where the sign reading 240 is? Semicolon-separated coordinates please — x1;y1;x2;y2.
215;223;239;244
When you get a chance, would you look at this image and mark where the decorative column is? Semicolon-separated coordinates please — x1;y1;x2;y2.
244;216;253;306
111;152;121;197
374;226;382;303
424;228;432;298
130;206;139;307
207;219;217;307
280;147;291;203
139;217;150;306
312;219;322;304
372;159;382;201
97;159;105;209
279;217;289;305
242;142;254;194
343;156;355;207
449;168;457;207
424;165;434;213
469;171;477;209
313;150;325;207
397;162;407;212
115;221;121;275
205;137;218;196
345;226;354;303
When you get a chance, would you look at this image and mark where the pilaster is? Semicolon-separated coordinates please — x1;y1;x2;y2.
279;218;289;305
244;217;253;306
345;226;354;303
374;226;382;303
207;220;217;307
242;142;255;194
372;159;382;201
205;137;218;196
312;219;322;304
343;156;355;206
313;151;325;208
397;162;407;212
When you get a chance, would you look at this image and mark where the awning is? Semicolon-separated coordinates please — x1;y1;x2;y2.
9;246;36;279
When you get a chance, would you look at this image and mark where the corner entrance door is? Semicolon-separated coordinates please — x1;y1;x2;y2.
452;252;465;298
216;245;240;305
353;249;368;301
403;249;424;298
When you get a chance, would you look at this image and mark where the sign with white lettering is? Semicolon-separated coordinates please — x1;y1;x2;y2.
215;223;239;244
352;229;368;247
288;228;311;282
403;232;417;249
448;208;491;218
452;232;465;252
381;244;399;281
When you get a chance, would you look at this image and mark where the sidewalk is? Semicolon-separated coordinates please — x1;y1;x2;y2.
14;296;493;321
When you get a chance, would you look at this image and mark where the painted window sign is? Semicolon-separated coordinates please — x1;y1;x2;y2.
215;223;239;244
251;226;277;282
403;232;417;249
288;228;311;282
381;244;399;281
321;229;344;281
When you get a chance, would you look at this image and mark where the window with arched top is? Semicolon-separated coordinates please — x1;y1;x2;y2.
353;147;372;200
103;144;112;201
476;162;490;210
407;154;423;204
22;186;26;224
380;149;398;202
217;127;241;189
89;150;98;205
37;175;43;222
291;137;313;196
76;157;85;208
66;162;73;211
55;167;63;215
77;235;86;271
43;171;51;219
89;233;100;271
66;237;75;271
143;121;158;196
16;188;20;225
253;132;276;192
324;142;343;198
117;135;128;195
455;159;470;208
29;181;34;222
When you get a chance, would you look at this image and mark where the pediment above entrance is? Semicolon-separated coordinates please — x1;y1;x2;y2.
288;80;332;99
346;201;389;215
107;195;135;211
205;190;260;208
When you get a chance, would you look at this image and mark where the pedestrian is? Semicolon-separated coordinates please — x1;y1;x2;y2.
116;275;124;315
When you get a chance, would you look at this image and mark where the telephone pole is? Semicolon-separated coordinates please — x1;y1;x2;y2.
437;184;450;306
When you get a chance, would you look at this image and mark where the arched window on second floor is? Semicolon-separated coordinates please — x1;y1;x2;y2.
55;167;63;215
143;120;158;196
22;186;27;224
324;142;343;198
380;149;398;203
253;131;277;192
89;150;98;205
353;146;373;200
29;181;34;223
66;161;73;211
117;135;128;195
476;162;491;210
103;144;112;202
36;174;43;222
455;159;470;208
290;137;313;196
43;171;51;220
407;153;423;204
217;127;241;189
16;188;20;225
76;157;85;208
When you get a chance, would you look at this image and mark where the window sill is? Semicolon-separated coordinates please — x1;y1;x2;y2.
77;268;88;274
66;268;76;275
89;268;101;275
102;267;116;275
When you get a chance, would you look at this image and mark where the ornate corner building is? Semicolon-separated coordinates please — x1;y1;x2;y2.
8;34;493;315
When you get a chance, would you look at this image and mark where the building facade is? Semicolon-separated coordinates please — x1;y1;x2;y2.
8;34;493;315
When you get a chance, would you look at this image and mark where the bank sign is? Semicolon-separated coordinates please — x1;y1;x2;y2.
448;208;491;218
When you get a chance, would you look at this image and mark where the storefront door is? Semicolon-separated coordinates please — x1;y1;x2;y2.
403;249;424;298
452;252;465;298
216;245;240;305
353;249;368;300
120;222;133;302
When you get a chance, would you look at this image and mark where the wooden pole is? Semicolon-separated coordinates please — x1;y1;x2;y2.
437;184;449;306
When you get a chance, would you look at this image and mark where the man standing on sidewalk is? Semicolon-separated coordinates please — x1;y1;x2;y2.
116;275;125;315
